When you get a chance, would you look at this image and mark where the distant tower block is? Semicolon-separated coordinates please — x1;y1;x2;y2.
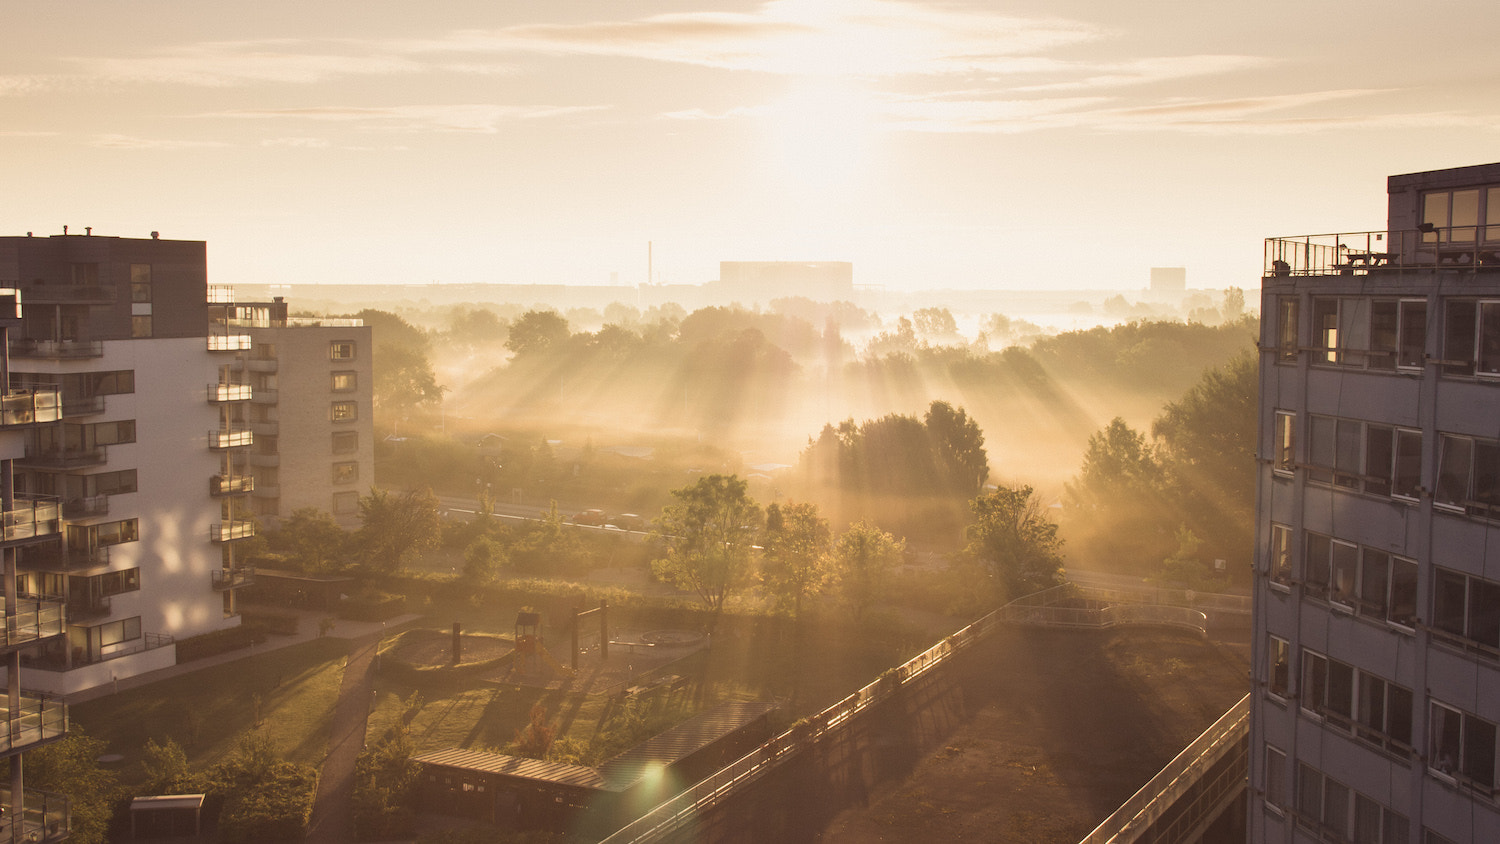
1149;267;1187;294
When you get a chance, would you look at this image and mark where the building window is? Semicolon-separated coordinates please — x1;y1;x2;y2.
333;462;358;484
1369;299;1427;370
1276;297;1298;364
63;370;135;397
1432;567;1500;653
333;491;359;515
1268;523;1292;586
70;568;140;598
1264;745;1286;811
332;431;358;454
130;264;152;302
67;518;139;551
1303;531;1358;605
1268;635;1289;697
1306;415;1420;500
94;616;142;649
131;315;152;338
1430;700;1498;793
330;341;356;361
331;371;357;392
1297;763;1409;842
1302;531;1416;625
1434;432;1500;518
1423;185;1500;244
1442;299;1500;377
1273;411;1295;474
330;401;357;423
1355;671;1414;754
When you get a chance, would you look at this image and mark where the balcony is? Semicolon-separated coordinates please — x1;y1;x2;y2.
9;338;104;359
20;445;106;469
3;496;61;541
22;281;116;304
65;593;111;620
20;543;109;573
1265;228;1500;277
210;474;254;496
0;692;68;754
208;427;253;449
249;388;278;404
61;393;106;418
0;788;70;843
0;388;62;427
208;383;252;402
211;566;256;590
22;631;173;671
208;332;253;352
60;495;108;519
210;520;255;542
1;598;66;650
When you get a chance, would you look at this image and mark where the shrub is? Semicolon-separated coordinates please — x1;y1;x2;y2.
175;625;263;663
339;589;408;621
353;728;420;841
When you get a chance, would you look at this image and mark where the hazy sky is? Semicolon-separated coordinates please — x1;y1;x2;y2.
5;1;1498;293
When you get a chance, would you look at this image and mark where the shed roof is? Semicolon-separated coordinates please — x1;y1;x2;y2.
414;748;605;790
130;794;206;811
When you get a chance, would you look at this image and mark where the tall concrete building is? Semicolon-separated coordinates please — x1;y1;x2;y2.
0;231;370;694
1252;162;1500;843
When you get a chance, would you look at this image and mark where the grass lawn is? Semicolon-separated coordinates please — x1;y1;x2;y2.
72;637;349;787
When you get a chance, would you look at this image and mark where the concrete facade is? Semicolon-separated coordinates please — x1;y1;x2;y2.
1251;163;1500;844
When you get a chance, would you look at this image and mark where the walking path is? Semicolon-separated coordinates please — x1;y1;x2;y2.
305;632;382;844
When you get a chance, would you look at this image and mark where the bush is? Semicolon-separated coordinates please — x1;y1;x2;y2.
339;589;408;621
353;728;420;841
203;734;318;844
175;625;264;663
242;610;300;636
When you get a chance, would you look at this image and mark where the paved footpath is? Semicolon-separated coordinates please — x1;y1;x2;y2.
305;631;382;844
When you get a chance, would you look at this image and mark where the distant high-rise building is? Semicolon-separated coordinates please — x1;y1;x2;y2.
717;261;853;303
1252;162;1500;843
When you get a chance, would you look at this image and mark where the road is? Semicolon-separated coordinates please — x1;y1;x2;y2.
435;494;650;539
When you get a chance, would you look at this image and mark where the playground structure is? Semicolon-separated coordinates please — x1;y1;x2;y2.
509;610;574;678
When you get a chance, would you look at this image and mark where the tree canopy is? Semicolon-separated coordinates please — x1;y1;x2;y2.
650;474;762;629
761;501;832;617
965;484;1065;602
356;487;442;573
832;522;904;620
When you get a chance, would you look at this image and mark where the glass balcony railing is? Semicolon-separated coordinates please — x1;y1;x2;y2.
0;787;70;843
208;428;253;449
210;520;256;542
207;332;253;352
0;388;62;427
2;599;66;649
60;495;108;519
3;496;61;541
0;692;68;753
8;338;104;359
212;566;256;590
210;474;254;496
20;543;108;572
1265;227;1500;277
208;383;252;402
20;445;105;468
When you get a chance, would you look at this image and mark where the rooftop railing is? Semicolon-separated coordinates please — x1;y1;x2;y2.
0;388;62;426
286;317;364;327
0;692;68;753
0;787;70;843
1266;227;1500;277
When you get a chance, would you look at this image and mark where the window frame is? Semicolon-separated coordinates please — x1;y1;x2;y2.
332;430;358;455
330;401;357;423
1430;700;1499;795
329;341;356;361
330;370;357;392
332;461;358;485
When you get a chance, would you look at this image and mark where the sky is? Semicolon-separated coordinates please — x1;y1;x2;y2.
4;0;1499;294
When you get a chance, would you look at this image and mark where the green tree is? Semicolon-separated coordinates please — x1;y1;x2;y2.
140;736;193;794
356;487;442;573
26;729;119;844
509;501;586;576
354;309;445;423
924;400;990;496
506;310;571;358
832;522;904;620
353;726;421;841
965;484;1065;602
650;474;762;630
462;536;505;583
1062;418;1175;574
760;501;832;617
269;507;350;573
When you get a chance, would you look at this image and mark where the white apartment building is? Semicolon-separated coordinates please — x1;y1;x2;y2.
1253;162;1500;843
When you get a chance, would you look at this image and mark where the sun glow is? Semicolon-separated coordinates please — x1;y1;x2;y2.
765;80;880;190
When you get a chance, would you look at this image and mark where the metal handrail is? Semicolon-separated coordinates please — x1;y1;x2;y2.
1265;227;1500;277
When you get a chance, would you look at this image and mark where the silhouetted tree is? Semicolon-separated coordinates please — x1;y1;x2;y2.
357;487;442;573
651;474;762;631
506;310;570;358
833;522;904;620
925;400;989;495
269;507;350;573
965;484;1065;602
761;501;832;617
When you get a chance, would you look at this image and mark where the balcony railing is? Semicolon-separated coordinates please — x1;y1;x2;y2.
208;428;253;449
65;593;111;620
210;474;254;496
0;692;68;754
1;599;66;649
23;631;173;671
60;495;108;519
22;282;116;303
287;317;364;327
0;388;62;427
61;394;106;417
210;520;256;542
1266;228;1500;277
0;787;70;844
21;445;105;469
207;284;235;304
212;566;256;590
3;496;61;541
236;356;278;373
20;543;109;572
8;338;105;359
208;383;252;402
207;332;253;352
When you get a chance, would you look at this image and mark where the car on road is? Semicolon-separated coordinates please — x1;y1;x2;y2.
606;513;646;531
572;509;606;526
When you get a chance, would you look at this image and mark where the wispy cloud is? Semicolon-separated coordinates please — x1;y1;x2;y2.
214;103;607;133
92;134;231;149
80;39;426;87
